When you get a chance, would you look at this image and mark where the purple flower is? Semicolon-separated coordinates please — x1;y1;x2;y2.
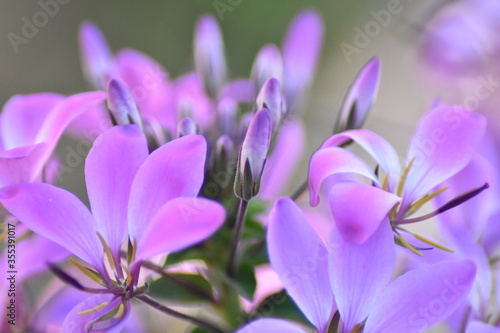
237;198;476;333
0;125;225;331
309;105;487;244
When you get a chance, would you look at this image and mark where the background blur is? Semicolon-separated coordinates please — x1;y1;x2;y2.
0;0;448;332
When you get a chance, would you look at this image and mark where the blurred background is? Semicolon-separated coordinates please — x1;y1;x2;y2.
0;0;452;332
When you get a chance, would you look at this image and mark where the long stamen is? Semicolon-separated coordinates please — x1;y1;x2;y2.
381;173;389;191
395;235;423;256
68;257;105;285
396;183;489;225
413;233;454;253
78;301;109;316
408;187;448;215
397;159;414;197
97;232;119;278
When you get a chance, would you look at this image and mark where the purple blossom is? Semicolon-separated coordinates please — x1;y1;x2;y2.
0;125;225;331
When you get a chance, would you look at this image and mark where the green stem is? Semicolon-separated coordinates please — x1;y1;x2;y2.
226;199;249;278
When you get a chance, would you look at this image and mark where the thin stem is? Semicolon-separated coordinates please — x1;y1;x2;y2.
137;294;227;333
226;199;249;278
290;179;308;201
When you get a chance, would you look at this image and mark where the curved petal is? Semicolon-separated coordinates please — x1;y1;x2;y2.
321;129;400;191
236;318;307;333
128;134;207;243
18;235;69;280
0;93;64;150
0;143;48;186
218;79;256;103
328;182;400;244
328;221;396;332
86;125;148;257
268;198;334;332
135;197;225;260
62;294;128;333
404;106;486;205
0;183;103;270
364;259;476;333
260;119;305;200
282;9;323;111
308;147;378;206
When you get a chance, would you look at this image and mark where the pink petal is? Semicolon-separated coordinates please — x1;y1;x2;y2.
128;134;207;243
0;93;64;150
0;143;48;186
308;147;378;206
236;318;308;333
79;22;113;89
268;198;334;332
328;221;396;332
85;125;148;257
282;9;323;110
135;197;225;260
260;119;305;199
328;182;400;244
321;129;400;191
364;259;476;333
62;294;127;333
0;183;103;270
404;105;486;205
466;321;500;333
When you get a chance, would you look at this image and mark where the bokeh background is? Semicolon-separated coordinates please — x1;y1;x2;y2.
0;1;451;332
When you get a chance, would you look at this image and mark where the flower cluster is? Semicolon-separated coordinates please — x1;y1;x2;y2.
0;5;497;333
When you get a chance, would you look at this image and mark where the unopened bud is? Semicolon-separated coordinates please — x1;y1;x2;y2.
193;15;227;97
215;135;235;172
234;109;272;200
79;22;113;90
217;98;238;138
251;44;283;89
255;77;283;130
107;79;143;130
334;57;380;133
177;118;198;137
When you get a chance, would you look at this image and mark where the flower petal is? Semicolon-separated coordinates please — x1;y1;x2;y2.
328;182;400;244
0;93;64;150
321;129;400;191
0;143;48;186
79;22;113;89
0;183;103;269
268;198;334;332
236;318;308;333
466;320;500;333
260;119;305;199
328;221;396;332
62;294;128;333
135;197;225;260
128;134;207;243
85;125;148;257
364;259;476;333
404;106;486;205
308;147;378;206
282;9;323;111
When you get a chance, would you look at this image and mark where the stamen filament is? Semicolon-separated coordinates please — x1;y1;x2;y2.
397;159;414;197
408;187;448;215
78;301;108;316
381;173;389;191
97;232;119;277
414;233;454;253
397;236;423;256
68;257;105;285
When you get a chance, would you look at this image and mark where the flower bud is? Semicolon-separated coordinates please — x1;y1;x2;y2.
334;57;380;133
177;118;198;137
234;109;272;201
79;22;113;89
251;44;283;89
107;79;143;130
255;77;283;130
193;15;227;97
217;98;238;138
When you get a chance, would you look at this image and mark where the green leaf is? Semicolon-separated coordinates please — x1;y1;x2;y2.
148;273;214;305
164;248;206;267
251;290;311;327
235;263;257;300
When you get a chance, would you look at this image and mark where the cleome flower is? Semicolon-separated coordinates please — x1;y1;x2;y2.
308;104;488;249
0;125;225;331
